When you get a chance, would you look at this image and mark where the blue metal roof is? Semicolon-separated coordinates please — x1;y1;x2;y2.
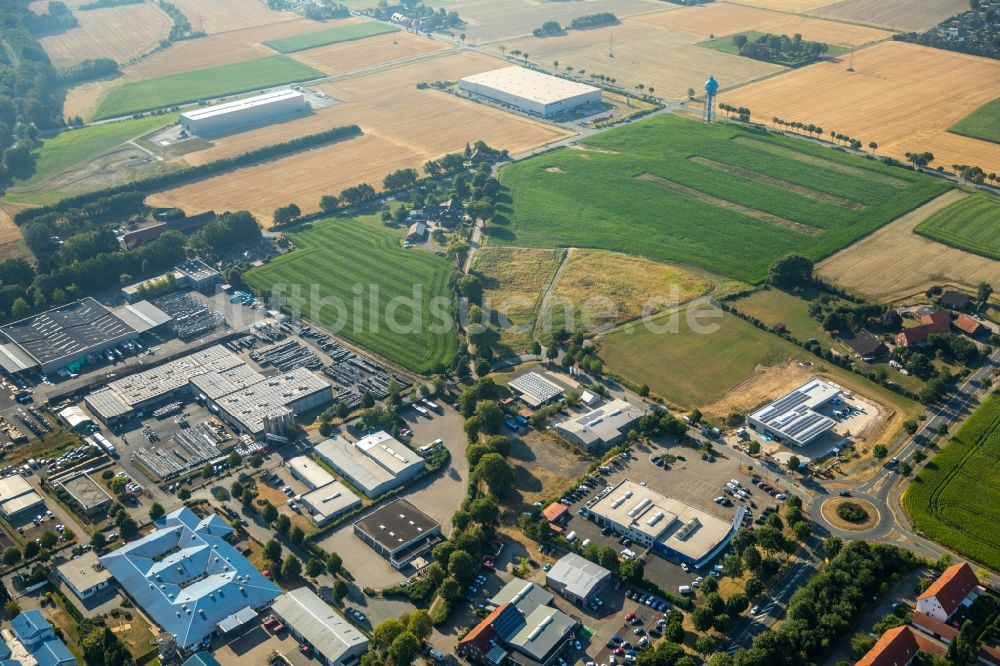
101;507;280;649
9;612;74;666
11;611;51;643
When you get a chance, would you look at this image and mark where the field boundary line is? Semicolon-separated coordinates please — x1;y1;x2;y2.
636;172;820;235
730;135;907;186
533;248;571;343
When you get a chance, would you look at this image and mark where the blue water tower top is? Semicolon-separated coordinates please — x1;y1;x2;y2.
704;75;719;94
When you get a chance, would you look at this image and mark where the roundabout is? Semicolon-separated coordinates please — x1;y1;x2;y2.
810;491;894;540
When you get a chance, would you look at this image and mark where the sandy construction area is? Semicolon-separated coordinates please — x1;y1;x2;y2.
501;18;781;102
149;51;572;222
811;0;970;32
166;0;299;34
122;19;330;81
720;41;1000;177
817;190;1000;301
38;2;172;68
635;2;887;44
290;31;450;75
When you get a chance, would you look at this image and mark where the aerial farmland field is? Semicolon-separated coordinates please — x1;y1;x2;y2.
904;394;1000;572
495;114;947;283
263;21;398;53
949;98;1000;144
810;0;970;32
817;191;1000;301
165;0;300;34
93;55;323;119
37;2;172;68
913;193;1000;261
290;31;450;75
721;41;1000;178
244;216;457;373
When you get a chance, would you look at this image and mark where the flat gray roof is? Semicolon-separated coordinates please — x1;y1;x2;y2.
300;481;361;524
556;399;644;446
749;378;839;446
58;472;112;511
489;580;553;610
213;367;329;435
286;456;335;490
0;475;43;516
58;550;112;592
508;372;564;407
271;587;368;662
460;67;600;106
507;604;576;663
353;499;439;552
545;553;610;600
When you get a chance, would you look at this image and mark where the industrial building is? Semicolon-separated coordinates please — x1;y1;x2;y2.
9;611;75;666
508;371;565;408
57;472;113;519
100;507;280;651
286;456;335;490
459;598;578;666
353;499;442;570
488;580;554;612
84;344;332;439
544;553;611;606
459;66;601;117
747;378;840;447
179;89;310;137
554;399;645;451
270;588;369;666
583;480;739;568
314;432;423;498
57;550;113;601
299;480;362;527
0;297;171;376
0;475;44;520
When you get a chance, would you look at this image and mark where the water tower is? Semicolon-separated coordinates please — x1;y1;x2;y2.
703;75;719;123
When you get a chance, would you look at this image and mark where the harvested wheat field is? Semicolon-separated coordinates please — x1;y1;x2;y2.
817;190;1000;301
166;0;299;34
150;52;572;222
811;0;970;33
703;361;816;420
0;207;25;262
122;19;329;81
723;0;834;12
38;3;172;68
545;250;716;333
63;80;117;120
291;31;450;75
501;18;781;101
721;41;1000;177
636;2;886;44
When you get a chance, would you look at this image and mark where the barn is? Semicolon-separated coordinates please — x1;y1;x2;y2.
179;89;310;137
459;66;601;117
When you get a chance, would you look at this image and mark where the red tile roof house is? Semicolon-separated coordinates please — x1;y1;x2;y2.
857;625;921;666
916;562;982;622
896;312;952;347
542;503;569;533
954;314;987;337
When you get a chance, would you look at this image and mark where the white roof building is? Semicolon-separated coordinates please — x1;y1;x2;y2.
555;399;645;451
285;456;335;490
314;433;423;498
299;480;361;527
0;475;44;519
270;588;368;666
545;553;610;604
747;378;840;447
459;67;602;117
508;372;565;408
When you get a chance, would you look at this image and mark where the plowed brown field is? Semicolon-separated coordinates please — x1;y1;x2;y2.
720;41;1000;177
39;3;172;68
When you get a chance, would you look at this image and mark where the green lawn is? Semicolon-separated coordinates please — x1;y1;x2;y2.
264;21;398;53
698;32;848;65
93;56;323;119
904;393;1000;571
244;216;457;374
16;115;173;186
494;114;948;284
913;193;1000;261
948;98;1000;144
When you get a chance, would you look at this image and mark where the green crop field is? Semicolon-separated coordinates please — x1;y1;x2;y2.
244;216;457;374
264;21;398;53
904;393;1000;571
495;115;948;283
948;98;1000;143
913;193;1000;261
14;115;173;187
93;56;323;120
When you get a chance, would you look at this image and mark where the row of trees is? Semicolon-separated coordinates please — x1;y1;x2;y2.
719;103;750;122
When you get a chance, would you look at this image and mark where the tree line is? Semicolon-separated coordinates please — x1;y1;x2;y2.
732;32;829;66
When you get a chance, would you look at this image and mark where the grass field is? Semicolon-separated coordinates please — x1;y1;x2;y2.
913;193;1000;261
949;99;1000;144
471;247;564;354
14;115;172;187
244;216;457;374
94;55;323;119
904;393;1000;571
699;31;848;63
818;190;1000;301
721;41;1000;179
495;114;947;284
264;21;398;53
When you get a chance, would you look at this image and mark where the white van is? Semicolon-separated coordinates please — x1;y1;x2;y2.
566;531;578;543
678;585;693;595
581;538;591;548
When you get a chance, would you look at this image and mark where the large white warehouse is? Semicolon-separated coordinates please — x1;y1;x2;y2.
179;89;309;136
459;66;601;117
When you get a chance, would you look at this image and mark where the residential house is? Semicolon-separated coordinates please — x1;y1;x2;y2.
841;329;888;360
953;314;986;337
939;290;971;311
406;222;428;243
856;626;921;666
896;312;952;347
916;561;981;622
